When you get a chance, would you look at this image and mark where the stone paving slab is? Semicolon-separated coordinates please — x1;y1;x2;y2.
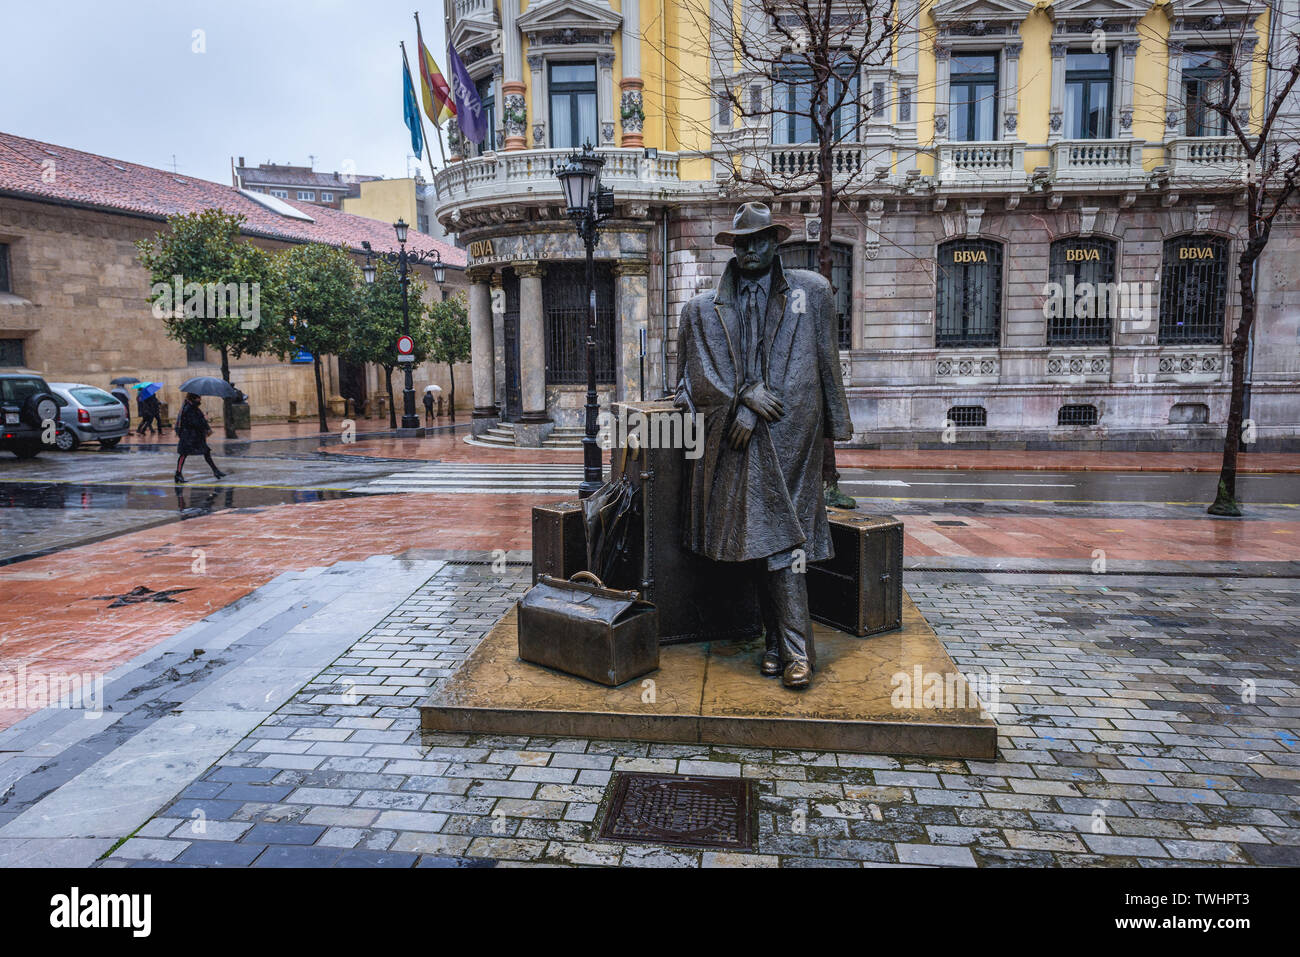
81;562;1299;869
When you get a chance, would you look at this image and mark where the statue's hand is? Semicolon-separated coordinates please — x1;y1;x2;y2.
727;417;753;450
743;384;784;422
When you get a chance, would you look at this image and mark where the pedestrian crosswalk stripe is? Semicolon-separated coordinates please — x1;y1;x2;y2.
351;461;599;494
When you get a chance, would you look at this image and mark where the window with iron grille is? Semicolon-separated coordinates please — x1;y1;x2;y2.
779;242;853;349
544;263;615;385
186;342;206;363
0;338;25;366
0;243;10;293
1159;235;1227;344
936;239;1002;347
1058;403;1098;426
1048;237;1116;345
947;405;987;427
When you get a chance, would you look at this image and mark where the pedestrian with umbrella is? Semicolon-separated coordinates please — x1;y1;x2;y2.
135;382;162;435
173;377;237;482
109;376;138;427
422;384;438;425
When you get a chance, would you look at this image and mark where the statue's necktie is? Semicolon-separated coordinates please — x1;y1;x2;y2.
741;282;763;385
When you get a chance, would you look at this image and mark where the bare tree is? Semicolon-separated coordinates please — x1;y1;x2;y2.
665;0;910;284
1176;7;1300;515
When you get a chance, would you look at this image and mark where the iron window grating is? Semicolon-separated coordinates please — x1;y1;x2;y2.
936;239;1003;347
0;242;9;293
543;263;616;386
1159;235;1228;344
1058;403;1098;426
947;405;987;427
780;242;853;349
1047;237;1116;345
0;338;25;366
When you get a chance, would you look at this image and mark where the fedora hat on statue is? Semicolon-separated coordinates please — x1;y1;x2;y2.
715;202;792;246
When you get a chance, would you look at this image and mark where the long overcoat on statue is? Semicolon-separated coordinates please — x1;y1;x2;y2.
675;255;853;566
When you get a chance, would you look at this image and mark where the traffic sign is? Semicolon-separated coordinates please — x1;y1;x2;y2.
397;335;415;355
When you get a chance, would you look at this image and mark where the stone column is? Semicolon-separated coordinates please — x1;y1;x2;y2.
1165;39;1186;137
614;259;650;403
1118;39;1139;136
467;266;498;432
528;54;546;147
1048;42;1068;143
933;43;951;143
1002;42;1021;139
514;261;553;446
621;0;645;148
500;0;527;150
598;53;617;146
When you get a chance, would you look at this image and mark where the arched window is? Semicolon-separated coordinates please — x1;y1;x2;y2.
780;242;853;349
1159;235;1228;344
936;239;1002;347
1047;237;1117;345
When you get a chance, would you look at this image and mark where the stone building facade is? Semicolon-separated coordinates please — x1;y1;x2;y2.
0;133;467;423
436;0;1299;448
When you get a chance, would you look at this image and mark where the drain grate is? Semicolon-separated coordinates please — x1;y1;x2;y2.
933;520;969;527
599;772;753;850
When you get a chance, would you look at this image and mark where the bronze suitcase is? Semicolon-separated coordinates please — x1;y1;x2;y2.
517;573;659;686
531;500;586;584
611;401;762;646
807;511;903;637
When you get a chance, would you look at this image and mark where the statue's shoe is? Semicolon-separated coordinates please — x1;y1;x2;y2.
760;650;783;677
825;483;857;510
782;660;813;689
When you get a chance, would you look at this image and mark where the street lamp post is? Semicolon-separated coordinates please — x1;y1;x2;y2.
361;221;446;431
557;143;613;498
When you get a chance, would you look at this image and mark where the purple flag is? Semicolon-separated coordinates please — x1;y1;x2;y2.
448;44;486;145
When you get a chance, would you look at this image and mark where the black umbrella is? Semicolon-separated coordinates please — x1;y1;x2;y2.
178;376;242;399
110;376;141;386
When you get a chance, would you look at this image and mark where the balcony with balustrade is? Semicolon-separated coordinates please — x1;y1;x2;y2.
1165;136;1248;185
936;141;1028;187
432;147;695;224
1050;138;1146;184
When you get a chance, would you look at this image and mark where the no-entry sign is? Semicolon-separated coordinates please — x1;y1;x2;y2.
397;335;415;363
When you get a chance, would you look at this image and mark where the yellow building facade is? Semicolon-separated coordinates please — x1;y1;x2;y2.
438;0;1299;449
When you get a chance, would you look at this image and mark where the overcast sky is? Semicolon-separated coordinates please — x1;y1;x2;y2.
1;0;452;185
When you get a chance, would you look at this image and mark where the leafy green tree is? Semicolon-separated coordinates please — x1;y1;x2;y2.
136;209;284;437
279;243;363;433
428;295;470;423
347;259;430;428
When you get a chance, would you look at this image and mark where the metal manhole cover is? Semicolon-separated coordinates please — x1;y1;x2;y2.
598;772;753;850
933;520;969;527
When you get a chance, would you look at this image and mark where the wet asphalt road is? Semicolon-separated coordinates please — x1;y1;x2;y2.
0;441;1296;565
837;467;1300;506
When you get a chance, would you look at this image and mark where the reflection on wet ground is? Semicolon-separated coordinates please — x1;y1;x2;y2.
0;482;364;514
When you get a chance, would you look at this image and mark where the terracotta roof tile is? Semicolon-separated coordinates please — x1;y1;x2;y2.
0;131;466;267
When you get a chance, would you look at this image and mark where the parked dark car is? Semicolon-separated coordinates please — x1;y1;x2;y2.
0;370;61;458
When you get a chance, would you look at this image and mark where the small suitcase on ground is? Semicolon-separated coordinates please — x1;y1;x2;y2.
807;511;904;637
516;572;660;686
531;500;586;584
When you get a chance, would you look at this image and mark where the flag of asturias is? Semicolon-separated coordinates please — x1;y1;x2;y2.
417;21;456;125
448;43;486;145
402;58;424;157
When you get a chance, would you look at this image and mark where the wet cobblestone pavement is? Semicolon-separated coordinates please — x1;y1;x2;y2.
98;563;1300;868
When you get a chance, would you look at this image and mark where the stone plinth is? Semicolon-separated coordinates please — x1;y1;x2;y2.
420;593;997;759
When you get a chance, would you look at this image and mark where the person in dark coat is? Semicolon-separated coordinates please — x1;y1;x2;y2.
674;202;853;689
111;386;132;429
422;389;435;425
136;391;160;435
174;393;225;482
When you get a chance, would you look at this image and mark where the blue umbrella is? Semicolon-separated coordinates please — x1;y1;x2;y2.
139;382;162;400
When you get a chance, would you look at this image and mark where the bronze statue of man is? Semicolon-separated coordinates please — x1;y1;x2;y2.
675;203;853;689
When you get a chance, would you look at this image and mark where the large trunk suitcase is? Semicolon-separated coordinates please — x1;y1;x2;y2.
517;573;659;686
531;500;586;584
611;401;762;645
807;511;903;637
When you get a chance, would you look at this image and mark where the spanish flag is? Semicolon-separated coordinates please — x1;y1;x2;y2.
417;20;456;125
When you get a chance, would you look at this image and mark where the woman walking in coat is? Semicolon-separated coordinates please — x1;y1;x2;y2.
174;393;225;482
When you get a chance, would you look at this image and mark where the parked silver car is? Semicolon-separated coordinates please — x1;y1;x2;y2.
48;382;130;450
